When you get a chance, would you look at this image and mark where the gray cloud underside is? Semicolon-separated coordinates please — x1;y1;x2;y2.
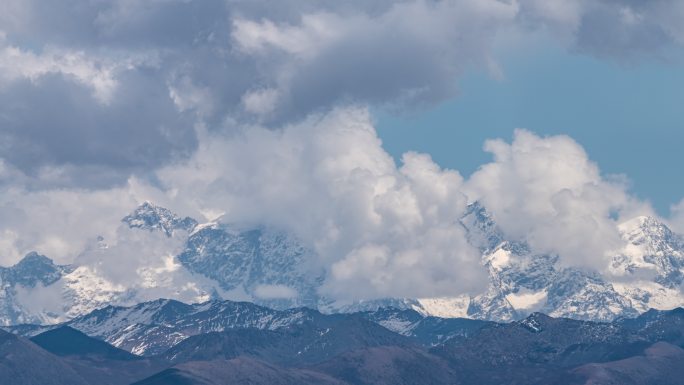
1;0;683;299
1;0;683;184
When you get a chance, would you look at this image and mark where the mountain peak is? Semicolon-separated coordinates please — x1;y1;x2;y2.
617;216;682;246
519;312;554;333
7;252;65;288
609;215;684;296
14;251;53;268
461;201;504;252
617;215;683;258
122;202;198;237
619;215;662;233
30;326;138;360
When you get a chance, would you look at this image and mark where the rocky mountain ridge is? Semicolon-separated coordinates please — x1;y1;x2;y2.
4;305;684;385
1;201;683;325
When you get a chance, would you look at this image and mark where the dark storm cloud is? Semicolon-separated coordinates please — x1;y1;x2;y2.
0;0;682;299
0;0;683;189
0;0;512;186
0;69;196;181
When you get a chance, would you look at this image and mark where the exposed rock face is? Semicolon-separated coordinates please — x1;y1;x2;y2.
2;201;684;325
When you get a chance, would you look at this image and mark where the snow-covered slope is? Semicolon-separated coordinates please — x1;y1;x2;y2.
7;298;492;355
178;222;323;310
610;216;684;312
5;299;322;355
1;201;684;325
434;203;684;322
0;202;326;325
64;299;320;355
122;202;197;236
0;252;74;325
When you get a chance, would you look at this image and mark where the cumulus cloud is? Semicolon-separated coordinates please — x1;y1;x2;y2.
0;177;165;264
0;0;683;301
669;199;684;234
152;116;660;296
464;129;653;270
0;105;489;300
73;225;221;304
0;107;668;300
2;0;682;186
156;107;486;299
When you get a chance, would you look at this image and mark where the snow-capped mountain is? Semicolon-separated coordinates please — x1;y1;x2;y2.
7;298;490;356
0;202;328;325
1;201;684;326
59;299;323;355
452;203;684;322
6;302;684;385
0;252;74;325
610;216;684;312
122;202;198;236
178;222;323;310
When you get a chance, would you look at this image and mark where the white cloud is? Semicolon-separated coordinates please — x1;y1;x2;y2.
72;225;221;305
0;44;130;104
0;107;675;302
0;176;165;265
232;13;345;58
669;199;684;234
464;129;653;270
14;282;65;321
241;88;280;116
156;107;486;299
168;75;215;117
0;0;682;303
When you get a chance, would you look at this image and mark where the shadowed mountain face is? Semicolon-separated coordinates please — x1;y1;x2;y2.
0;329;89;385
617;307;684;347
571;342;684;385
28;327;168;385
313;346;459;385
160;317;416;366
6;298;489;356
132;358;346;385
31;326;139;360
3;308;684;384
430;313;654;385
435;312;649;366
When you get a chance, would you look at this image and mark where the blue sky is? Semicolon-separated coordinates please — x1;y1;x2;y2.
377;41;684;215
